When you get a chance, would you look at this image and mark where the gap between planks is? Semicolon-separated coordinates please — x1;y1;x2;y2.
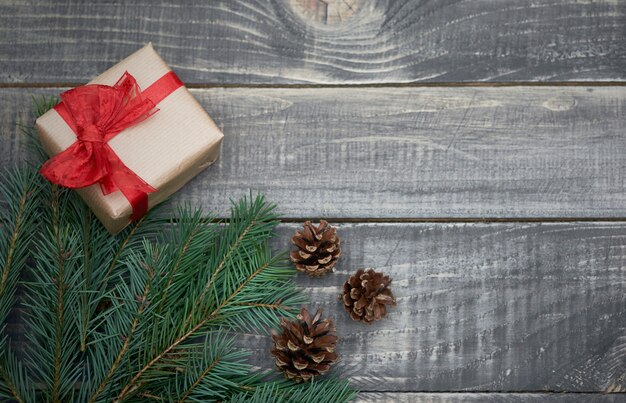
277;217;626;224
0;82;625;89
3;218;626;226
358;391;624;394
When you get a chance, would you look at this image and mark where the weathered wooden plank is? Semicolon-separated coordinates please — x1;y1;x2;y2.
250;222;624;392
356;393;625;403
5;222;626;392
2;86;625;218
0;0;624;84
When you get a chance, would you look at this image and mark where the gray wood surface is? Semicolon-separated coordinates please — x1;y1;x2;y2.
357;393;626;403
1;86;625;219
2;0;625;399
232;222;626;393
0;0;625;84
5;222;625;394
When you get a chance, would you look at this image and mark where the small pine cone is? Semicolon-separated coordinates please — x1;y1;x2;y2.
270;308;338;382
342;268;397;323
290;220;341;277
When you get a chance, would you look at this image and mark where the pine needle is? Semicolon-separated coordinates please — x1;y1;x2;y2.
0;167;40;402
226;378;358;403
0;99;356;403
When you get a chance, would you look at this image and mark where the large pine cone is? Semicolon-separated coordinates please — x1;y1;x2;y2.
270;308;338;382
290;220;341;277
342;268;396;323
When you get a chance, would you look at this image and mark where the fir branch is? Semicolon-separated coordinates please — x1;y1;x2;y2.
0;167;41;402
177;356;221;402
117;252;290;401
80;211;91;352
116;308;203;400
234;301;298;311
105;219;142;280
0;94;54;403
78;237;166;402
50;185;69;403
103;209;163;281
209;257;273;318
0;170;34;299
115;197;301;401
152;208;211;318
23;185;83;402
17;95;58;164
2;98;356;401
162;331;261;402
78;206;165;377
72;199;128;354
32;95;59;118
0;201;22;299
183;195;279;330
138;392;163;401
0;364;22;403
50;186;64;403
0;346;34;403
226;378;357;403
87;277;153;403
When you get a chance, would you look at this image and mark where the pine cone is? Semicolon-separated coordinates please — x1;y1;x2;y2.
290;220;341;277
270;308;338;382
342;268;396;323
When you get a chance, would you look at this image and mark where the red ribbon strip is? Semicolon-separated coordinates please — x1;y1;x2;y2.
40;71;183;221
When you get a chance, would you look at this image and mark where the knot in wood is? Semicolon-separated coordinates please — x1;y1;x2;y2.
290;0;361;25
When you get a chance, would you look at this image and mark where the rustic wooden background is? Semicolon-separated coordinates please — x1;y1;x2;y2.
1;0;625;402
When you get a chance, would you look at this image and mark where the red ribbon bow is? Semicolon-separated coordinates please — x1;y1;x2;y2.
40;70;183;221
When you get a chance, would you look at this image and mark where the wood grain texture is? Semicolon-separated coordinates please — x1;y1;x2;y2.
1;86;625;219
241;222;626;392
356;393;625;402
4;222;626;393
0;0;625;84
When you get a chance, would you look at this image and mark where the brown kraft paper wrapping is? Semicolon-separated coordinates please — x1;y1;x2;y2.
35;43;224;234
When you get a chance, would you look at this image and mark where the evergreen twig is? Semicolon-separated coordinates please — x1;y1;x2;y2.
0;167;40;402
0;100;357;402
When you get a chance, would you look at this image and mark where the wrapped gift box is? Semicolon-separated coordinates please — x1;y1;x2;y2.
36;43;223;234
